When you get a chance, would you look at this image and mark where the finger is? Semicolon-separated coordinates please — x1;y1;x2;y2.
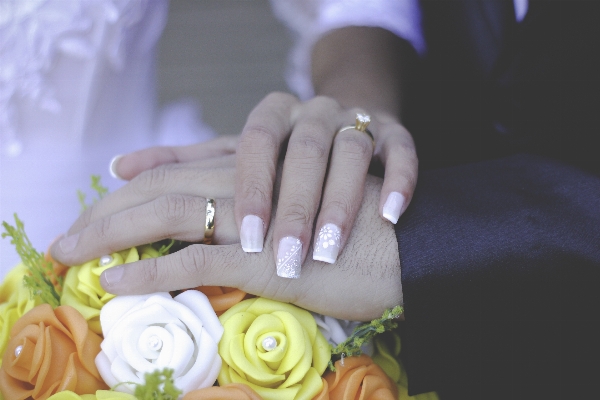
110;136;238;180
312;128;373;264
235;92;298;253
51;195;236;266
272;96;342;277
375;118;418;224
66;164;235;236
98;174;402;322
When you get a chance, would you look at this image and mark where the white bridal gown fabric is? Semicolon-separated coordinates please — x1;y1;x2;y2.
0;0;215;279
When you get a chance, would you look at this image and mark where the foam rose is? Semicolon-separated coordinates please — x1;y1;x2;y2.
0;304;107;400
61;246;161;334
218;298;331;400
95;291;223;395
314;354;398;400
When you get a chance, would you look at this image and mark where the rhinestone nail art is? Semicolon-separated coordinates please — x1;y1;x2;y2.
277;236;302;278
313;223;341;264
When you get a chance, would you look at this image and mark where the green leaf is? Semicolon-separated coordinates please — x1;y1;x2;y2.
328;305;404;370
133;368;182;400
78;175;109;212
1;214;62;307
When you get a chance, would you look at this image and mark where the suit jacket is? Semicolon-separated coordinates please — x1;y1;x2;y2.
395;1;600;398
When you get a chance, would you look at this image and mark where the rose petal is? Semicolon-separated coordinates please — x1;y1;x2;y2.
124;325;168;374
163;322;194;375
243;314;284;370
100;294;171;337
111;356;141;393
175;325;221;393
174;290;223;343
271;311;305;375
277;329;312;389
95;351;119;389
231;333;283;386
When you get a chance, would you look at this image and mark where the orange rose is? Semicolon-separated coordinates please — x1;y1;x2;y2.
0;304;107;400
183;383;263;400
194;286;252;316
315;355;398;400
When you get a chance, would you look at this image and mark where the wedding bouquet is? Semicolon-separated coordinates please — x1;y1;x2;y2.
0;180;438;400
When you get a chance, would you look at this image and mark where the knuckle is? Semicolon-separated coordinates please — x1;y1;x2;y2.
239;125;279;154
279;202;312;226
335;134;373;161
132;167;170;197
93;215;113;240
264;91;297;104
241;176;272;205
287;136;328;161
154;194;202;225
182;245;206;277
309;95;340;112
72;206;94;231
323;197;355;219
141;258;160;285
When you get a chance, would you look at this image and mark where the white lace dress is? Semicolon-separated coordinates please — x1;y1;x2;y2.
0;0;215;278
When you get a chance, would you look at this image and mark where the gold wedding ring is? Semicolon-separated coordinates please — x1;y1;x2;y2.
336;113;375;147
204;198;215;244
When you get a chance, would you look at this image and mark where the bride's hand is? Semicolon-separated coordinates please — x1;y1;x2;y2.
111;92;417;270
51;159;402;321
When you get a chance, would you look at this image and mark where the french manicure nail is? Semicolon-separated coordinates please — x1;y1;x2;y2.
382;192;406;224
109;155;124;180
240;215;264;252
103;265;124;286
59;233;79;253
276;236;302;279
313;223;341;264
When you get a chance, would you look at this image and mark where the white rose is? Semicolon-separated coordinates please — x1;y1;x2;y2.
95;291;223;395
311;313;374;356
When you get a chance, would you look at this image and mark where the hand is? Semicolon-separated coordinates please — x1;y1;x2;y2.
110;93;417;272
51;160;402;321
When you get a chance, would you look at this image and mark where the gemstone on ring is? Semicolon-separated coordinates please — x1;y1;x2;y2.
355;113;371;132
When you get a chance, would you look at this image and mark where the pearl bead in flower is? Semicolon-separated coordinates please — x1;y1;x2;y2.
262;336;277;351
99;255;114;266
147;335;163;351
15;345;23;357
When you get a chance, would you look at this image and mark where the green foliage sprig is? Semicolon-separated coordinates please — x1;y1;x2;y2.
1;214;62;307
78;174;109;212
133;368;182;400
156;239;176;257
328;305;404;371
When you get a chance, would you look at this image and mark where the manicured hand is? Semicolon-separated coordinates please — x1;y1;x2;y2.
51;161;402;321
109;92;417;276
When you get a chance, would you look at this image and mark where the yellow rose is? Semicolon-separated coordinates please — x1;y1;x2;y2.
0;263;42;367
60;246;160;334
47;390;137;400
218;298;331;400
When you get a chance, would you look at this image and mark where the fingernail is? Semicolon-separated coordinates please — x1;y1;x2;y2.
240;215;264;252
382;192;405;224
59;233;79;253
276;236;302;279
109;155;124;180
313;223;341;264
103;265;124;286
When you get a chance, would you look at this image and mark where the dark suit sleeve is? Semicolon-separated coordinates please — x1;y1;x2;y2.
394;154;600;398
